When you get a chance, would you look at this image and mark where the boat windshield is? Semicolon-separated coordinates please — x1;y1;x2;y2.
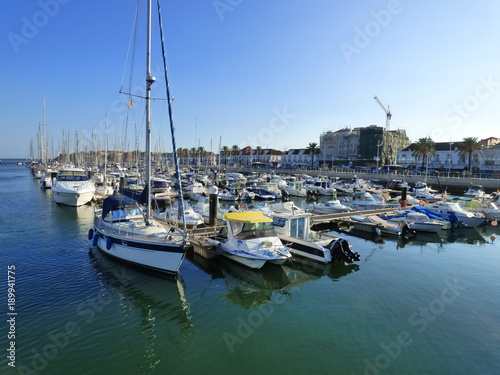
231;221;276;240
58;172;89;181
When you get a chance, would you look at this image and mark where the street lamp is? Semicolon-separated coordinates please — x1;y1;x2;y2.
376;141;383;171
448;141;453;178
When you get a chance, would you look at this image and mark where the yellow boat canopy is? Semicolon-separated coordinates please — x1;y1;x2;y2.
223;211;273;223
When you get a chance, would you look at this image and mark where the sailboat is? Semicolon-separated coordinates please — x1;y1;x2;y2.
90;0;188;275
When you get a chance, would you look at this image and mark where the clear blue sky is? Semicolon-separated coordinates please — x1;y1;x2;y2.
1;0;499;159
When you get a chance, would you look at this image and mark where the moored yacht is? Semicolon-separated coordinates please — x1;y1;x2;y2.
204;211;292;269
52;167;95;206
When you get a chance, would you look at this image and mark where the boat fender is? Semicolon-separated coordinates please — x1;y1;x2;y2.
106;237;113;250
375;227;382;236
92;235;98;247
88;228;94;240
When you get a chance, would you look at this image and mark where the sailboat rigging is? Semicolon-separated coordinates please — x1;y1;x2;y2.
90;0;188;275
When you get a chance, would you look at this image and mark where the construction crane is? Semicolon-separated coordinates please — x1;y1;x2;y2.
374;96;392;130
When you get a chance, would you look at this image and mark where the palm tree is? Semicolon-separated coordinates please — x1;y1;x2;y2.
190;147;197;166
307;142;319;169
411;137;436;171
197;146;205;166
221;146;230;165
231;145;239;166
255;146;263;164
458;137;482;173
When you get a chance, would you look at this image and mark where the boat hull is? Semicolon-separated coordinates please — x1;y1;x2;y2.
52;189;95;206
93;227;186;275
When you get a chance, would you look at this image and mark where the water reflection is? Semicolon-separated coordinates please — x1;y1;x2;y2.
89;248;193;369
189;250;359;308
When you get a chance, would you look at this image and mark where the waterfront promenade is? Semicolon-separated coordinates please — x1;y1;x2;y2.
224;166;500;192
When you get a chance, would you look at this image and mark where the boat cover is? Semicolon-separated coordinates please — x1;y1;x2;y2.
102;196;137;219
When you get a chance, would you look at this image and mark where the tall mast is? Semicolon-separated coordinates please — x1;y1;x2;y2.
145;0;156;223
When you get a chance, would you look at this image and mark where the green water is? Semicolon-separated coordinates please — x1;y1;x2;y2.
1;163;499;374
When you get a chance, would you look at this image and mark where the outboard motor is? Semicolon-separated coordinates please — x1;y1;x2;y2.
326;238;360;264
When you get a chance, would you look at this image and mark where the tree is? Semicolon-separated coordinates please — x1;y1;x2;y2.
231;145;240;165
255;146;263;164
197;146;205;165
411;137;436;171
221;146;230;165
307;142;319;169
458;137;481;173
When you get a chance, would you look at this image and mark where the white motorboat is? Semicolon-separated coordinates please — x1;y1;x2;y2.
381;211;446;233
350;215;404;236
348;192;387;211
184;182;207;201
280;181;308;197
464;184;488;199
306;180;337;196
52;167;95;206
40;168;57;189
271;211;359;264
90;0;188;275
306;199;353;214
425;201;486;228
204;211;292;269
154;201;203;228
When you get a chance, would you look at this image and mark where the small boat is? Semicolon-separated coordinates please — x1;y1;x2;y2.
154;201;203;228
204;211;292;269
350;215;406;237
306;199;353;214
348;192;387;211
306;179;337;196
280;181;308;198
464;184;488;198
271;211;359;264
425;201;486;228
380;211;445;233
52;167;96;206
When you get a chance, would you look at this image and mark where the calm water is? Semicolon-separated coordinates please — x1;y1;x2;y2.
1;162;499;375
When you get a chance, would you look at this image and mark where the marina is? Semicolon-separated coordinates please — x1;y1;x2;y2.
2;161;500;374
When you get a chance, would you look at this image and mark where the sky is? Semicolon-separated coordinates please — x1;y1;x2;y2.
1;0;500;159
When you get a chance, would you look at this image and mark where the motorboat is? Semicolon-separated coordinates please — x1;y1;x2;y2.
280;181;308;198
204;211;292;269
464;184;488;199
184;182;207;201
348;192;387;211
52;167;95;206
306;199;353;214
424;201;486;228
380;211;446;233
305;179;337;196
271;211;359;264
91;196;187;275
350;215;406;237
154;200;203;228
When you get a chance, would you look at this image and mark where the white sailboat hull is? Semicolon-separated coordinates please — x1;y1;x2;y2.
93;228;185;274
